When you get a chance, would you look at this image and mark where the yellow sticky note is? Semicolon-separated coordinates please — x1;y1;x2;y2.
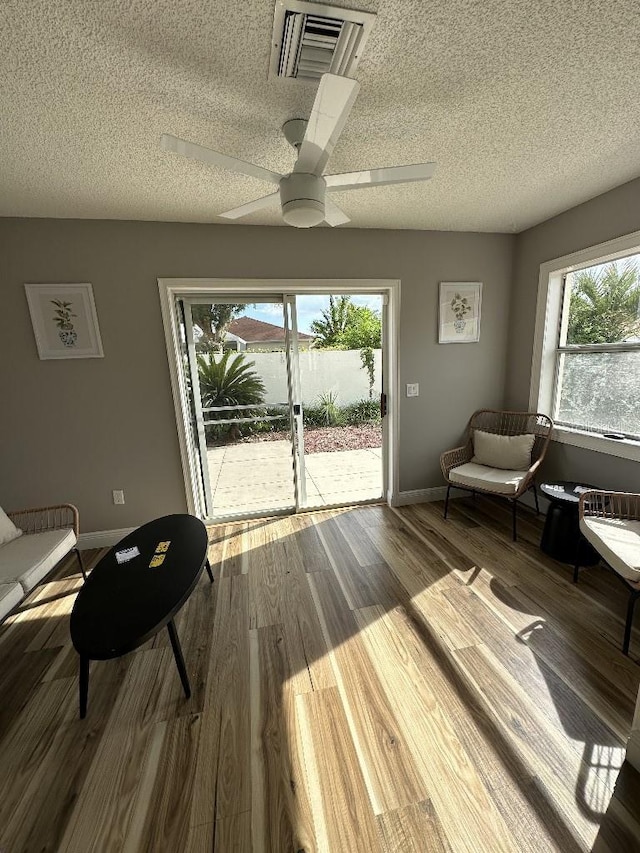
155;540;171;553
149;554;165;568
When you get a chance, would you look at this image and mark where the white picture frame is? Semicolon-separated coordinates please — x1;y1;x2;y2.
25;283;104;359
438;281;482;344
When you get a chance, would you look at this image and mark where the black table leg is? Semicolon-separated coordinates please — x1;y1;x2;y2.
541;501;600;565
79;654;90;719
75;547;87;582
205;557;214;583
167;618;191;698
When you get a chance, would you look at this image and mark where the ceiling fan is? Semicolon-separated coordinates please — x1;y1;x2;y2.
160;73;437;229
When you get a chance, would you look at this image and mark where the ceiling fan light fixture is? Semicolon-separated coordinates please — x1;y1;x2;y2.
279;172;326;228
282;198;325;228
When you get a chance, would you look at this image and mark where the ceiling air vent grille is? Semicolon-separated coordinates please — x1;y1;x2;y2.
269;1;375;81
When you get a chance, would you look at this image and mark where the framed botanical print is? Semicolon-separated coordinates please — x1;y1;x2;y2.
438;282;482;343
25;283;104;359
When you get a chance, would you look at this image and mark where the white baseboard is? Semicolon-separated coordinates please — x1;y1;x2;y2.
392;487;449;506
77;489;544;545
78;527;135;550
392;487;550;513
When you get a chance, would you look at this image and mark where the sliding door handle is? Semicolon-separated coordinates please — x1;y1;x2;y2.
380;393;387;418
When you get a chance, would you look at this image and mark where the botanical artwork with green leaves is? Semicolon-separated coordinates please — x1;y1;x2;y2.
450;293;471;322
51;299;78;347
25;283;104;359
439;282;482;343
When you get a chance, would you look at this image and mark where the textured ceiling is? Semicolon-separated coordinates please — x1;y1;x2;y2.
2;0;640;232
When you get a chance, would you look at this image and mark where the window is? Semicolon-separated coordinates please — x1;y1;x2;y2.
531;231;640;461
554;256;640;439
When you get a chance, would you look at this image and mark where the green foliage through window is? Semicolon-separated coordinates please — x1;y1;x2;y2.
567;261;640;344
310;296;381;397
310;296;382;350
197;351;266;442
192;303;246;352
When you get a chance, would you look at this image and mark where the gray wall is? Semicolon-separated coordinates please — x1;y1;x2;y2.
507;176;640;491
0;219;513;532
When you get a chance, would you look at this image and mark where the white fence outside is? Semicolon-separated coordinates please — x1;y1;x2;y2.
210;349;382;406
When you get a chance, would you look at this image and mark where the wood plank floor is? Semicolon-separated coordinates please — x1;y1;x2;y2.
1;497;640;851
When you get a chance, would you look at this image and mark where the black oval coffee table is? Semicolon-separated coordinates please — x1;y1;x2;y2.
70;514;213;718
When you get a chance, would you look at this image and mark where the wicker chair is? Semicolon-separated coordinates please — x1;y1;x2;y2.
440;409;554;541
7;503;86;581
576;491;640;655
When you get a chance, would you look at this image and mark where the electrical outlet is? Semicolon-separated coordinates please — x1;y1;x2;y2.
112;489;125;505
406;383;419;397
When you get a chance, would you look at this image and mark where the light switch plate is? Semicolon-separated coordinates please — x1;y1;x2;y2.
406;383;419;397
112;489;125;505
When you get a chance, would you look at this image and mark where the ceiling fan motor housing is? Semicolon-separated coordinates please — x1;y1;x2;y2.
280;173;326;227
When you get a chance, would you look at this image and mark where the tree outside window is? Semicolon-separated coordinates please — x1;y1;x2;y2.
556;257;640;438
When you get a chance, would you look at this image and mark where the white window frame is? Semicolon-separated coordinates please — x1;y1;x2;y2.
530;229;640;463
158;278;401;514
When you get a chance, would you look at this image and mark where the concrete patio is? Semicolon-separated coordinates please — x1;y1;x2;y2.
206;439;382;516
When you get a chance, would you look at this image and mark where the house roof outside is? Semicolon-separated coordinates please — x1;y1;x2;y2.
227;316;313;344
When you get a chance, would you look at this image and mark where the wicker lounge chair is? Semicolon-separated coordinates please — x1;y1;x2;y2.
576;490;640;655
440;409;554;540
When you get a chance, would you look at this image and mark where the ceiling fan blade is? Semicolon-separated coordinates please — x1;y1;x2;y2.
160;134;282;185
325;162;437;192
294;74;360;176
218;192;281;220
324;197;350;227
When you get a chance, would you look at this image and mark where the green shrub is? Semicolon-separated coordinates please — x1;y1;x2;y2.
197;351;266;443
302;405;324;428
249;406;290;435
343;398;381;425
304;391;343;427
302;394;380;428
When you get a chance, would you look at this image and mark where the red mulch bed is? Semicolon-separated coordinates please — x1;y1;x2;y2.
236;423;382;453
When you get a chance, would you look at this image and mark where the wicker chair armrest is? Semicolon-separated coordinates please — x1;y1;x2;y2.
524;457;544;482
578;490;640;522
7;504;79;538
440;444;473;479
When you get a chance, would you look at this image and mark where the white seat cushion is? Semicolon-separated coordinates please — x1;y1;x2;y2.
449;462;528;495
0;529;77;593
580;516;640;584
0;582;23;620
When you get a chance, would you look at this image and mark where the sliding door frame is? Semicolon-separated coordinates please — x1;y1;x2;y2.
158;278;401;516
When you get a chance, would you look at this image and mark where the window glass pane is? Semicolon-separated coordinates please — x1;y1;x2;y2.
565;255;640;345
555;351;640;438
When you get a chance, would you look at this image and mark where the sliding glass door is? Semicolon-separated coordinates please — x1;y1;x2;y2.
294;293;385;509
181;296;301;519
177;291;384;522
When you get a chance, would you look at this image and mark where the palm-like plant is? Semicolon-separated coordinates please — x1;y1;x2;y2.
568;261;640;344
197;351;266;409
310;295;353;347
197;352;266;443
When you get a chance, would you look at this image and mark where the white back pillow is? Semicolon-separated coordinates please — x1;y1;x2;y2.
472;430;535;471
0;506;22;546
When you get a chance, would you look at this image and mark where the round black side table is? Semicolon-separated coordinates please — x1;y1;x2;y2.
540;481;601;566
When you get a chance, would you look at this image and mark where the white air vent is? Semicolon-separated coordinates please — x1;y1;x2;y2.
269;0;375;81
